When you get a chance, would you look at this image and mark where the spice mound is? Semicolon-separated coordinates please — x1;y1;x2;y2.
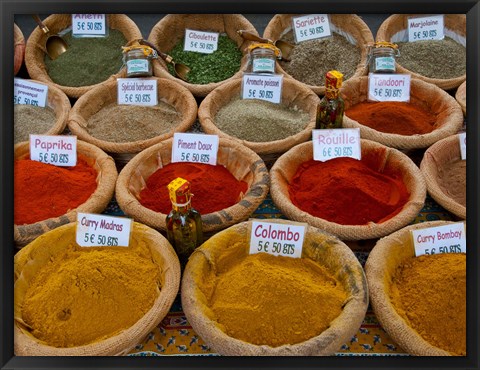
21;245;161;347
86;101;181;142
346;101;436;136
215;98;310;142
139;162;248;215
289;156;410;225
44;29;127;87
390;253;466;355
208;252;348;347
437;159;466;207
14;157;97;225
14;104;57;144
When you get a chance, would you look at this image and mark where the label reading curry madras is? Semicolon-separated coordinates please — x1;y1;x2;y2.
312;128;361;162
412;222;466;257
76;213;133;247
29;135;77;167
171;132;219;166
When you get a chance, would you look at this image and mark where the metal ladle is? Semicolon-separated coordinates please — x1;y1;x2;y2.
237;30;294;61
32;14;68;60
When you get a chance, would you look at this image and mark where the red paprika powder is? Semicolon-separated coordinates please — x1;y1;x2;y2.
346;101;436;135
14;157;98;225
139;162;248;215
288;154;410;225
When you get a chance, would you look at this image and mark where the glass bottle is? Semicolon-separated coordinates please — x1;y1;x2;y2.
316;70;345;129
247;43;279;74
368;42;400;74
166;177;203;270
123;44;154;78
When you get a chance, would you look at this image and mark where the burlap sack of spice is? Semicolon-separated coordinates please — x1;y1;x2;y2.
68;77;197;168
341;76;464;150
455;81;466;116
147;14;258;97
262;14;374;95
14;140;117;247
365;220;465;356
14;23;25;75
181;221;368;355
198;77;319;166
115;137;269;235
376;14;466;90
14;221;180;356
270;139;426;241
420;135;466;219
25;14;142;98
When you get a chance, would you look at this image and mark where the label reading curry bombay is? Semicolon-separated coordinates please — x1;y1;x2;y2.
249;219;307;258
241;73;283;104
408;14;444;42
368;73;411;102
171;132;219;166
184;29;219;54
72;14;107;37
117;78;158;106
459;132;466;160
76;213;133;247
312;128;361;162
14;78;48;107
29;135;77;167
412;222;466;257
292;14;331;43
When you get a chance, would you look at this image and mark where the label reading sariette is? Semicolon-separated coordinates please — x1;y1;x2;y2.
171;132;219;166
249;220;307;258
184;29;219;54
412;222;466;257
312;128;361;162
242;73;283;104
292;14;331;43
76;213;133;247
459;132;466;160
14;78;48;107
408;14;445;42
29;135;77;167
72;14;107;37
117;78;157;106
368;73;411;102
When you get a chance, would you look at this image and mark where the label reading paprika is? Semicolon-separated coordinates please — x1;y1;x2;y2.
249;219;307;258
368;73;411;102
412;222;466;257
459;132;466;160
292;14;331;43
184;29;219;54
72;14;107;37
171;132;219;166
76;213;133;247
312;128;361;162
29;135;77;167
408;14;444;42
241;73;283;104
117;78;157;106
14;78;48;107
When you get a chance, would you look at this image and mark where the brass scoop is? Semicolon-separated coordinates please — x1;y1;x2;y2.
237;30;294;61
32;14;68;60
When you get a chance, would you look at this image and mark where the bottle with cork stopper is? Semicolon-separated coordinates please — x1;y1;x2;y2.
316;70;345;129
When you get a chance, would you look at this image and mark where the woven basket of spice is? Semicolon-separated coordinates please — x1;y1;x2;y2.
68;77;197;169
420;134;466;219
115;137;269;236
376;14;466;90
15;79;70;144
14;23;25;75
270;139;426;241
365;220;466;356
198;77;319;168
262;14;373;95
455;81;466;116
14;140;117;247
148;14;258;97
25;14;142;98
181;220;368;355
14;221;180;356
341;76;464;150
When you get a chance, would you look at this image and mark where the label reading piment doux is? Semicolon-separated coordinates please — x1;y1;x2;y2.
171;132;219;166
459;132;466;160
72;14;107;37
14;78;48;107
408;14;444;42
117;78;157;106
184;29;219;54
312;128;361;162
76;213;133;247
29;135;77;167
412;222;466;257
242;73;283;104
292;14;331;43
368;73;411;102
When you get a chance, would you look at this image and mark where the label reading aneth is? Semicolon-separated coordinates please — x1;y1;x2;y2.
76;213;133;247
171;132;219;166
459;132;466;160
117;78;157;106
408;14;444;42
312;128;361;162
368;73;411;102
412;222;466;257
29;135;77;167
184;29;219;54
292;14;331;43
242;73;283;104
14;78;48;107
72;14;107;37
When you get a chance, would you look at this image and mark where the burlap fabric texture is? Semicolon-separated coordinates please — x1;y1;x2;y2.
14;222;180;356
14;23;25;75
455;81;466;116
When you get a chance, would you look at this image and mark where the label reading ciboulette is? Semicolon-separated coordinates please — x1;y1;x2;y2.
368;73;411;102
459;132;466;160
242;73;283;104
408;14;444;42
171;132;219;166
312;128;361;162
292;14;331;42
412;222;466;257
14;78;48;107
72;14;107;37
184;29;219;54
117;78;157;106
76;213;133;247
29;135;77;167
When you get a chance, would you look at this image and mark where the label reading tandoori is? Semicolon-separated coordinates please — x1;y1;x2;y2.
117;78;158;106
412;222;466;257
312;128;361;162
368;73;411;102
29;135;77;167
292;14;331;43
72;14;107;37
14;78;48;107
171;132;219;166
408;14;444;42
184;29;219;54
241;73;283;104
76;213;133;247
459;132;466;160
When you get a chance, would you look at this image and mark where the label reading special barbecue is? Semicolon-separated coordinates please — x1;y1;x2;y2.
76;213;133;247
242;73;283;104
29;135;77;167
312;128;361;162
292;14;332;43
408;14;444;42
72;14;107;37
14;78;48;107
184;29;219;54
117;78;158;106
172;132;219;166
412;222;466;257
368;73;411;102
459;132;466;160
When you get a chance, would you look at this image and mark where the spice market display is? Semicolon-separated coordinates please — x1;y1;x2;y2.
12;12;468;358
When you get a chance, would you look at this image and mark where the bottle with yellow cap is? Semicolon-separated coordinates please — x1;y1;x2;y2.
166;177;203;269
122;39;157;78
316;70;345;129
247;43;280;74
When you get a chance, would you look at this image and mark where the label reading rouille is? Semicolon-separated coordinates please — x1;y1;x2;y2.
292;14;331;43
412;222;466;257
368;73;411;102
312;128;361;162
29;135;77;167
76;213;132;247
117;78;158;106
171;132;219;166
408;14;445;42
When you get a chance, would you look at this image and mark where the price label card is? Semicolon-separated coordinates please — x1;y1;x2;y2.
117;78;157;106
459;132;466;160
242;73;283;104
72;14;107;37
292;14;331;43
412;222;466;257
312;128;361;162
29;135;77;167
368;73;411;102
184;29;219;54
171;132;219;166
14;78;48;107
408;14;444;42
249;219;307;258
76;213;133;247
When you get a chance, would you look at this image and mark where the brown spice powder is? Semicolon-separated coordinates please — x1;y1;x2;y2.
437;159;466;207
14;104;57;144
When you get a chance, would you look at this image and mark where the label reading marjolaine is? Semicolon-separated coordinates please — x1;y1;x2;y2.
242;73;283;104
14;78;48;107
459;132;466;160
72;14;107;37
312;128;361;162
184;29;219;54
292;14;331;43
408;14;444;42
412;222;466;257
368;73;411;102
29;135;77;167
117;78;157;106
76;213;133;247
249;220;306;258
171;132;219;166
